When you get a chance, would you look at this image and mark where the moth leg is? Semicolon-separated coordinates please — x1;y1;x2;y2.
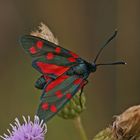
79;80;88;108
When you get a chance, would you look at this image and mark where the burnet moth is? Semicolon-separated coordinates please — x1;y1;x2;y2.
20;30;126;121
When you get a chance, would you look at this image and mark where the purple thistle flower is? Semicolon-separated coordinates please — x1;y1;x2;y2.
0;116;47;140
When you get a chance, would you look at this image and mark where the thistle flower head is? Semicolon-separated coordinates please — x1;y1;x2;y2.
112;105;140;139
31;22;58;45
0;116;47;140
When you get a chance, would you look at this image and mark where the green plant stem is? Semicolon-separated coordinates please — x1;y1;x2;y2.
74;116;88;140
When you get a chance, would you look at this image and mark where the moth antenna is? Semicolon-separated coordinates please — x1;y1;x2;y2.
94;29;117;63
96;61;126;67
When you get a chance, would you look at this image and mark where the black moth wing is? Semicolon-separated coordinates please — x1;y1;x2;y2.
20;35;83;78
37;73;87;122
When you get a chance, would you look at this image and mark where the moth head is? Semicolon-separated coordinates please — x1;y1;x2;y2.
90;62;97;72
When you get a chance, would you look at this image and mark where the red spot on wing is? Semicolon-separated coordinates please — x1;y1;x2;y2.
69;51;79;58
55;47;61;53
68;57;76;62
42;102;49;110
36;41;43;49
29;47;36;54
46;53;54;60
74;78;82;85
66;93;72;99
46;75;69;92
55;90;63;98
36;62;69;76
50;105;57;113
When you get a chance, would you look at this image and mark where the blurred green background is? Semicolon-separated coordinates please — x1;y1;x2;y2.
0;0;140;139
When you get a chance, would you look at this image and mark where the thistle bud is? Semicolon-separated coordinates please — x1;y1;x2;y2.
58;90;86;119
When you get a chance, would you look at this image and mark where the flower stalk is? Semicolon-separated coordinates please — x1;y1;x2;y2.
74;116;88;140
